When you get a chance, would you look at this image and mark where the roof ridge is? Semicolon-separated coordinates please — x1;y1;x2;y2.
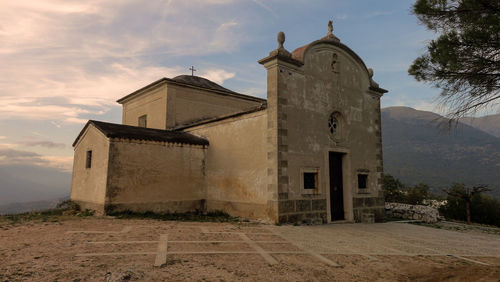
73;120;209;147
116;76;266;104
170;104;267;131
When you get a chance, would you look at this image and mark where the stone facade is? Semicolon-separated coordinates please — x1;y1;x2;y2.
71;23;387;224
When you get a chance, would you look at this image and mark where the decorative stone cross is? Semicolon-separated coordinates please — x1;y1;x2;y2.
189;66;197;76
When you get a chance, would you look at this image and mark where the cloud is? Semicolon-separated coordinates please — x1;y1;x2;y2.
20;141;66;149
41;155;73;172
0;148;72;172
0;148;46;166
364;11;394;18
200;69;236;85
0;1;243;124
0;143;18;149
250;0;275;14
0;63;235;123
334;14;349;20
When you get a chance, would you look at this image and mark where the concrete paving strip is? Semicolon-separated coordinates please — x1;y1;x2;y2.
359;225;492;265
75;251;500;257
76;252;157;256
66;226;132;234
238;233;278;265
154;234;168;267
359;226;495;266
359;254;379;261
202;232;273;235
87;241;159;244
265;227;340;267
449;255;491;266
371;224;498;255
86;240;288;244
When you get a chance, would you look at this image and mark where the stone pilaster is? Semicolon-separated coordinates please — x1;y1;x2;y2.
259;32;303;223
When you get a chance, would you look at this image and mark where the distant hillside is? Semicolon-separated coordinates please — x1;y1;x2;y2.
0;197;68;215
461;114;500;138
0;164;71;206
381;107;500;198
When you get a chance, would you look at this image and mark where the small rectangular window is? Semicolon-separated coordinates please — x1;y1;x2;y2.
303;172;317;189
138;115;147;128
86;150;92;169
358;174;368;189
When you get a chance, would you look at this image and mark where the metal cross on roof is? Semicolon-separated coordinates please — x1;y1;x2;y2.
189;66;197;76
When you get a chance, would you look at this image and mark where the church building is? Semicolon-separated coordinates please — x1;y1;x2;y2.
71;22;387;224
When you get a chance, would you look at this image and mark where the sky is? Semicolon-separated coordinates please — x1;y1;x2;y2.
0;0;498;175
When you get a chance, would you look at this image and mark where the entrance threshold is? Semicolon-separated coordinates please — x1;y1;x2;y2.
329;219;354;224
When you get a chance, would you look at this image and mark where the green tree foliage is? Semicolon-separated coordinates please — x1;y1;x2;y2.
406;183;430;205
382;174;406;202
383;174;432;204
440;183;468;221
409;0;500;119
440;183;500;226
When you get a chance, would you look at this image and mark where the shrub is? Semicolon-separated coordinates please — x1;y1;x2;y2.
382;174;406;203
406;183;430;205
440;183;500;227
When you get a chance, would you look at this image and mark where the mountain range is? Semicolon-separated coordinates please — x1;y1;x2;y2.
0;165;71;213
382;107;500;198
460;114;500;138
1;106;499;214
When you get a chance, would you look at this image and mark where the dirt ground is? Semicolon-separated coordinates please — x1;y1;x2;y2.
1;217;499;281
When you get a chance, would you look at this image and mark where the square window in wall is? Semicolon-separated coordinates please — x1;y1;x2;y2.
301;168;320;194
138;115;147;128
86;150;92;169
304;172;317;189
358;174;368;189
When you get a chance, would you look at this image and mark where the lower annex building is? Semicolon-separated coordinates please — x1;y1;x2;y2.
71;23;388;224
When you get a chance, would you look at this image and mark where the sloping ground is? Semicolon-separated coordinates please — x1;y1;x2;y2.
0;217;499;281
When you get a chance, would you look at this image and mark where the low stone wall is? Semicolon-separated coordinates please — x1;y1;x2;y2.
385;202;440;223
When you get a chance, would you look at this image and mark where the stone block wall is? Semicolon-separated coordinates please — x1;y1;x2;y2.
385;202;439;223
353;196;385;223
278;196;327;224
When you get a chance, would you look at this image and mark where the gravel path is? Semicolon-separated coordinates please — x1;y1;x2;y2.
1;218;499;281
271;222;500;258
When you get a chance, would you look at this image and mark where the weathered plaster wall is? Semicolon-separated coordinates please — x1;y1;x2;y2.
105;140;206;213
165;84;263;128
186;111;272;222
70;126;110;214
121;82;263;131
264;42;385;223
122;84;167;129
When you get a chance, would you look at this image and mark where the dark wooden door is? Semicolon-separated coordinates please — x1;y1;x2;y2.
329;152;344;221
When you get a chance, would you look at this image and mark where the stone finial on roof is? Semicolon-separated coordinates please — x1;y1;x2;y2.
325;19;340;42
277;31;285;49
368;68;380;88
268;31;291;57
327;20;333;36
258;31;303;66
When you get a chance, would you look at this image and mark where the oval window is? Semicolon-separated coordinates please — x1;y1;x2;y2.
328;114;338;135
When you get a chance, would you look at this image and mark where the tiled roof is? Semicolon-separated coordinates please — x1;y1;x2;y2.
171;75;236;94
73;120;209;147
170;104;267;131
116;76;266;104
